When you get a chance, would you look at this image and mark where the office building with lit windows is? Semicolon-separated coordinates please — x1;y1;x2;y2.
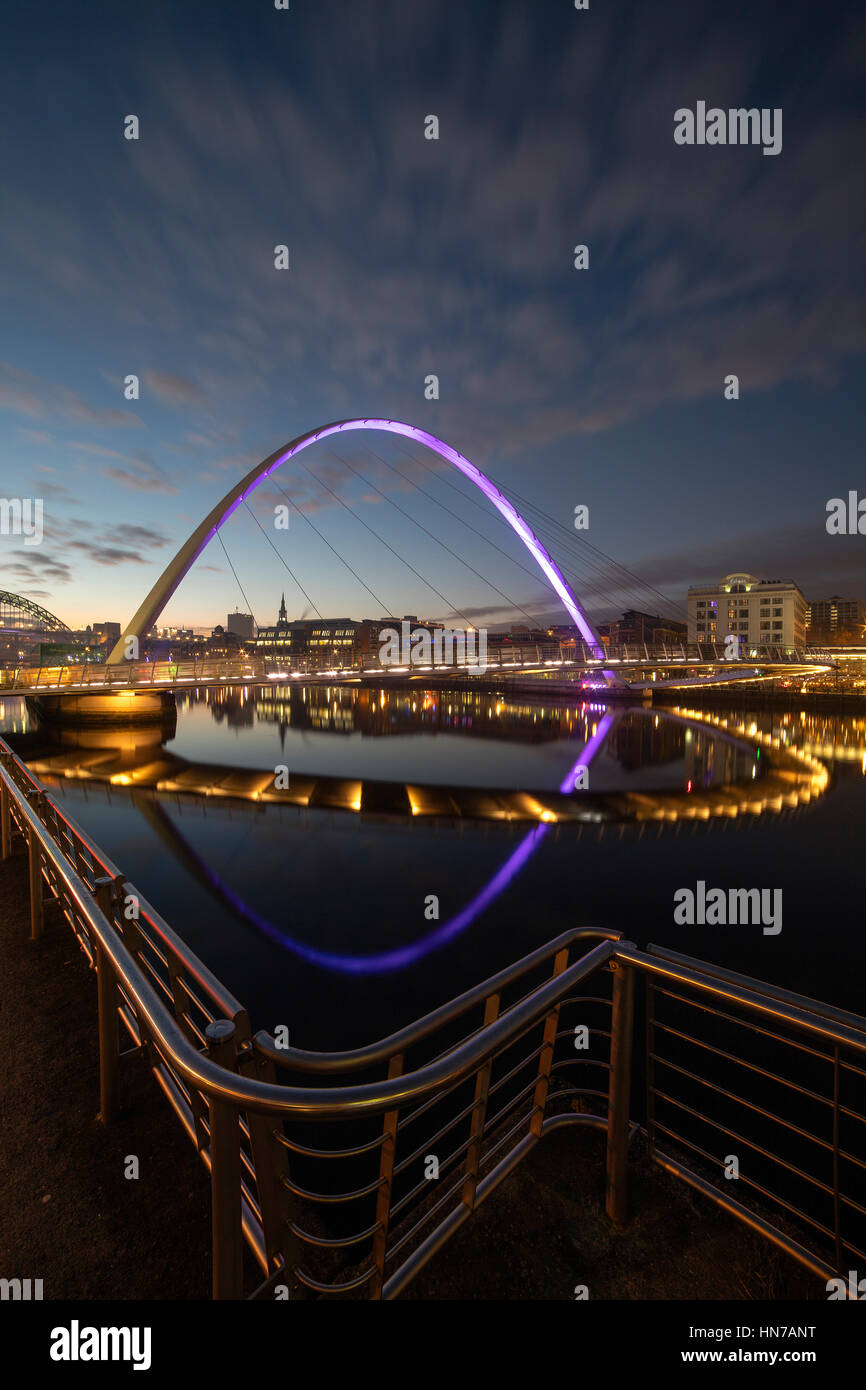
254;595;381;667
805;596;866;643
687;573;807;649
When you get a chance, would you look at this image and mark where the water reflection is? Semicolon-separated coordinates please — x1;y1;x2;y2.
7;684;764;798
0;689;830;981
3;689;861;1043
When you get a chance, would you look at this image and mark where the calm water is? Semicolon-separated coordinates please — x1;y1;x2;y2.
2;687;864;1049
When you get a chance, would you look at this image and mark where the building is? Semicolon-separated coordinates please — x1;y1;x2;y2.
805;596;866;644
687;573;807;649
253;595;310;661
227;611;255;641
606;610;688;647
91;620;121;647
206;624;246;658
307;619;369;666
254;596;383;667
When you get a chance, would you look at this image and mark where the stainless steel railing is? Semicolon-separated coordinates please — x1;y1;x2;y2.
2;731;864;1300
0;642;829;694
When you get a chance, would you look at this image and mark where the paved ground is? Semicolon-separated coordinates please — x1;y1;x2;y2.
0;846;820;1302
0;848;220;1299
405;1125;817;1300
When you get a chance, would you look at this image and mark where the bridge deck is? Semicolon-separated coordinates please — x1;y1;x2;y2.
0;646;833;699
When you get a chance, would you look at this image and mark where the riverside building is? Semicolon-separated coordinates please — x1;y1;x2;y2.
687;574;806;649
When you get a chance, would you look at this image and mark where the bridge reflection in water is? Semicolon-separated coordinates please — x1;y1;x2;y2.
6;689;828;979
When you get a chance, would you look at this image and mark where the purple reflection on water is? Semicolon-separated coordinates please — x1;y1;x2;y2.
195;712;615;975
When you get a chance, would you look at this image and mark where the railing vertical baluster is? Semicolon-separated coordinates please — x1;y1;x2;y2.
0;771;12;860
242;1049;298;1293
206;1020;244;1299
530;946;570;1137
370;1052;403;1299
26;789;45;940
605;958;635;1226
645;976;655;1163
463;993;501;1202
832;1044;842;1272
94;876;120;1124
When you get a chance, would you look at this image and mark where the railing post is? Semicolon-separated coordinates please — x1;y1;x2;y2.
370;1052;403;1300
463;995;500;1203
645;976;656;1163
25;790;45;940
0;773;11;860
206;1020;244;1300
605;958;635;1226
530;945;570;1138
93;876;120;1124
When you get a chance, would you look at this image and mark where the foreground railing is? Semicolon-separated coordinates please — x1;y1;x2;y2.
1;734;864;1298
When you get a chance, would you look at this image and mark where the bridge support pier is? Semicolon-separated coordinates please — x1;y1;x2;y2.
26;690;177;726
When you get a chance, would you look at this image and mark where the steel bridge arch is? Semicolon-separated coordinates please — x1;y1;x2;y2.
108;419;605;665
0;591;70;632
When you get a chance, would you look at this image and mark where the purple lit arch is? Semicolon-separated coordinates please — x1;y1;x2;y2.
108;419;606;665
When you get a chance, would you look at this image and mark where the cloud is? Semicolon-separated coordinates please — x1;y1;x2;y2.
67;541;154;567
634;522;866;603
0;554;74;585
67;441;178;494
101;463;178;493
0;364;143;429
141;369;209;407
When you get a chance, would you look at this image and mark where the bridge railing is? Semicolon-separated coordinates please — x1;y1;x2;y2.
1;729;864;1299
0;644;830;694
0;657;266;692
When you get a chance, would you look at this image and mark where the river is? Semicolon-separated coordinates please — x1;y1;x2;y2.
1;686;863;1050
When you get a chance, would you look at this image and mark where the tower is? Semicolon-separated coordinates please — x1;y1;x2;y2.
278;592;287;623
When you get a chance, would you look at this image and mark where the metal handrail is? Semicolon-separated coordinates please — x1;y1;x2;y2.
617;944;866;1058
254;926;624;1075
0;640;833;693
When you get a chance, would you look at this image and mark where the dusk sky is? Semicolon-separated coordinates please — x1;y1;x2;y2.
2;0;864;633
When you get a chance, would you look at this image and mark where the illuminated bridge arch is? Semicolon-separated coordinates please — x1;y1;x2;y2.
0;591;70;633
108;419;604;665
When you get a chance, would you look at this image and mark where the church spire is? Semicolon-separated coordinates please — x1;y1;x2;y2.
278;592;287;622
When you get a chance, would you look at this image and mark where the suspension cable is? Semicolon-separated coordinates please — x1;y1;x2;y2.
266;475;396;619
242;499;322;618
215;527;257;628
309;455;480;630
331;445;544;629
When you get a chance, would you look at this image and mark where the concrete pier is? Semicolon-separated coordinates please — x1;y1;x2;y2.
26;689;177;726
